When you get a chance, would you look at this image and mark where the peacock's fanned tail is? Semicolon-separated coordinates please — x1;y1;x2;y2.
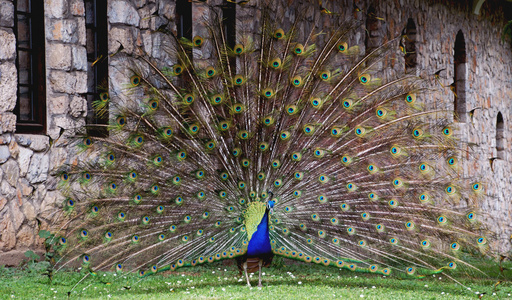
53;2;490;283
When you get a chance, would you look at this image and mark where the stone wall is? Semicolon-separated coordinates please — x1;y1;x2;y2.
0;0;511;265
0;0;88;265
376;0;512;253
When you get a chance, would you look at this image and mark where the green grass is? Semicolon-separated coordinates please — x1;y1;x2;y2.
1;258;511;299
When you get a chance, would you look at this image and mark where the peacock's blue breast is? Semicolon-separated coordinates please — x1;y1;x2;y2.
246;212;272;257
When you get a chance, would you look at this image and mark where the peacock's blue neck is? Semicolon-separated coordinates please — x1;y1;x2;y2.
246;210;272;257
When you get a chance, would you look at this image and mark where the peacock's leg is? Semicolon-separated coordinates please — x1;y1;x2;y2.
243;262;251;287
257;259;263;287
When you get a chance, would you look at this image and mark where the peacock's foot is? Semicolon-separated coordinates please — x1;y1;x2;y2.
247;283;251;287
258;283;262;287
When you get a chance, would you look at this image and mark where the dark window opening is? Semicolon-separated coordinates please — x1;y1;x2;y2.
14;0;46;134
454;30;466;123
175;0;193;71
222;1;236;72
496;112;505;159
176;0;192;41
222;1;236;48
404;18;417;71
365;6;381;55
85;0;108;136
175;0;193;121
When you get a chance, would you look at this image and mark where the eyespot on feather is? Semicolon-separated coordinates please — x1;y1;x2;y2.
130;75;141;86
192;36;203;47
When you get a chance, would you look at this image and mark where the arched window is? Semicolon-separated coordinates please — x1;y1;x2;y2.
14;0;46;134
496;112;505;159
85;0;108;136
365;6;381;55
404;18;417;72
453;30;466;122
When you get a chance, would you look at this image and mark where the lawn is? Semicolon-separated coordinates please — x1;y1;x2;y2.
1;257;511;299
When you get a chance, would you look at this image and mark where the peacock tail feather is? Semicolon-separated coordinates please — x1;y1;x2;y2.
52;1;492;287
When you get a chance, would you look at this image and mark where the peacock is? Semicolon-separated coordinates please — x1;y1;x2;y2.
51;1;493;289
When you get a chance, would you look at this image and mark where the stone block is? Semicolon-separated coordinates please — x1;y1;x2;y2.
22;202;35;221
49;147;68;172
8;139;18;159
139;30;151;54
0;217;15;251
0;180;14;198
0;113;16;134
0;197;6;212
51;115;83;138
0;62;17;112
24;135;50;152
77;17;86;46
33;184;48;208
108;60;132;99
48;19;78;43
48;43;72;70
69;95;87;118
0;0;14;27
72;45;88;71
10;199;24;231
14;135;32;147
2;158;18;186
76;71;88;93
0;145;9;163
134;0;146;8
109;0;140;26
139;6;150;29
109;26;135;55
160;2;175;20
44;0;69;18
0;134;11;145
16;224;35;248
70;0;85;16
47;120;64;140
0;29;15;60
18;178;33;197
149;12;164;31
49;70;81;94
48;94;69;115
26;153;49;184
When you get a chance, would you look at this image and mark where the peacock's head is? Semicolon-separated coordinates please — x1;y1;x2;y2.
267;200;275;209
267;199;275;215
266;191;275;213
